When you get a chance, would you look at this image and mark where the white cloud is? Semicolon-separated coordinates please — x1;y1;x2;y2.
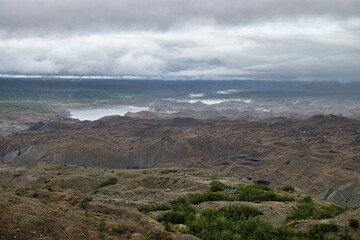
0;15;359;81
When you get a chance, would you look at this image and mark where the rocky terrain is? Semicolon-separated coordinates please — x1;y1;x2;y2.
0;102;68;136
1;109;360;239
0;162;359;239
1;114;360;205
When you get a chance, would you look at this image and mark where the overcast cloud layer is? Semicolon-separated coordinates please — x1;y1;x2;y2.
0;0;359;81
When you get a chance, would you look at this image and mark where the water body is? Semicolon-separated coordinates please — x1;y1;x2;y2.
2;79;360;102
2;79;360;103
69;106;149;121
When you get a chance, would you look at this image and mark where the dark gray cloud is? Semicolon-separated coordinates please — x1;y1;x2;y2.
0;1;359;81
0;0;359;33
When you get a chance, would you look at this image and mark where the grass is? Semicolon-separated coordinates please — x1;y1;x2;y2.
0;102;53;113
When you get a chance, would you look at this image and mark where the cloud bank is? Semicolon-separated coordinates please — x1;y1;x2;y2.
0;0;359;81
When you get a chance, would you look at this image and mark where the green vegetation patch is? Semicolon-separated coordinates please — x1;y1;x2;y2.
287;196;346;221
349;218;359;228
187;206;268;240
97;177;118;189
236;184;294;202
281;185;295;193
210;180;232;192
308;223;339;239
138;203;170;214
138;183;348;240
160;169;178;175
157;201;196;224
79;196;93;209
171;192;235;205
0;102;52;113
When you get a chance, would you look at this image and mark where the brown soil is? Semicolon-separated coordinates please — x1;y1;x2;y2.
1;114;360;198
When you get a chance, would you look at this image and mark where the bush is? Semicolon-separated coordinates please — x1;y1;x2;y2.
236;184;294;202
160;169;177;174
186;206;276;240
97;177;118;189
308;223;338;238
303;195;313;203
281;185;295;193
340;229;353;240
98;218;106;233
138;203;170;213
157;201;196;224
171;192;235;206
211;205;262;220
349;218;359;228
110;226;124;236
79;196;93;209
313;204;346;219
210;180;230;192
287;200;346;221
287;201;315;221
31;190;38;198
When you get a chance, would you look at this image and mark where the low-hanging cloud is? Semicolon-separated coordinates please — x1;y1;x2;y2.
0;1;359;81
0;0;359;33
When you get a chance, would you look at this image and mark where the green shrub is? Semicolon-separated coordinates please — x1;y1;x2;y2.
236;184;294;202
98;218;106;233
303;195;313;203
308;223;338;238
31;190;38;198
156;201;196;224
287;202;315;221
79;196;93;209
174;224;188;233
313;204;346;219
171;192;235;206
110;226;124;236
138;203;170;213
281;185;295;193
349;218;359;228
160;169;177;174
210;180;231;192
186;206;277;240
340;229;353;240
211;205;262;220
97;177;118;189
163;222;172;231
287;200;346;221
47;185;54;192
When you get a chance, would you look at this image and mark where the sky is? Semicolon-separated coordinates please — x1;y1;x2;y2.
0;0;359;81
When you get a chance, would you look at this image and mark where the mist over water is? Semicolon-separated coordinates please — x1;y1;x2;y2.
2;78;360;120
2;79;360;103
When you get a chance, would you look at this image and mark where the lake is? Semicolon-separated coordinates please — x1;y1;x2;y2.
69;106;149;121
